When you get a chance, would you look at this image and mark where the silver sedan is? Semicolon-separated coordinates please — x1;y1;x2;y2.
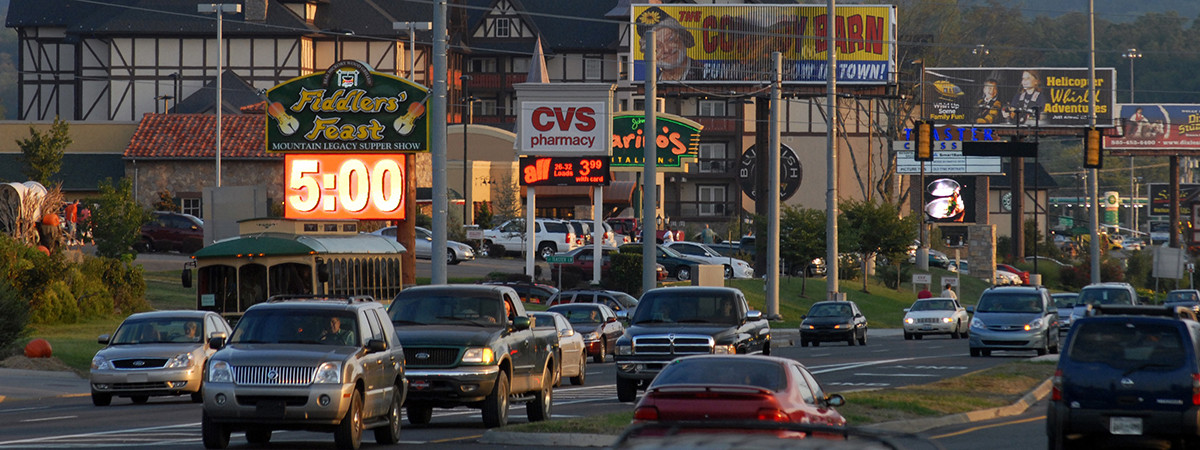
370;225;476;264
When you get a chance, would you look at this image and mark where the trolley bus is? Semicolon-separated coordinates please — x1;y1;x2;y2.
184;218;407;318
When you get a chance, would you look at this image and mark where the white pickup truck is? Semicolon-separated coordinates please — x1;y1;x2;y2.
482;218;579;260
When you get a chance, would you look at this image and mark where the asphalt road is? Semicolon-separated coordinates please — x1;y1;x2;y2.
0;328;1054;449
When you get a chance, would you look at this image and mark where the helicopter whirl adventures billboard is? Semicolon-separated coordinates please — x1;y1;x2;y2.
920;67;1115;128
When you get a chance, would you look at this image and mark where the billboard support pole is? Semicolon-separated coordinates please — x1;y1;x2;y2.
642;30;658;293
431;0;448;284
767;52;781;317
1088;0;1101;283
825;0;840;300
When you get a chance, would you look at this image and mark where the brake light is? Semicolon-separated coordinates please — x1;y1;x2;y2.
634;406;659;420
1052;369;1063;401
756;408;790;422
1192;373;1200;405
566;233;573;244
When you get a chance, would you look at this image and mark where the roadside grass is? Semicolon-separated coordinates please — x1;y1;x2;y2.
25;319;122;375
503;360;1056;435
144;269;194;310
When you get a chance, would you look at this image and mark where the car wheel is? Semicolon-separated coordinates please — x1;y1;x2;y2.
538;243;557;261
857;331;867;346
131;395;149;404
723;265;733;279
373;387;402;445
903;332;913;341
191;392;204;403
617;376;638;403
914;334;924;340
570;354;587;386
407;404;433;425
677;266;691;281
594;342;606;364
762;339;771;356
812;341;820;347
525;363;553;422
970;348;981;357
982;350;992;356
447;249;459;265
245;428;271;444
553;358;563;388
846;333;855;346
334;390;363;450
1050;335;1060;354
800;339;809;347
91;392;112;407
134;238;152;253
1037;336;1049;356
482;371;510;428
201;413;230;449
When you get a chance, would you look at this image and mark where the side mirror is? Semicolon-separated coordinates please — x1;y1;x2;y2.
606;316;617;323
366;338;387;353
746;310;763;320
98;334;110;345
181;268;192;288
825;393;846;407
615;310;629;321
207;335;226;350
560;329;575;338
512;316;531;331
903;308;911;313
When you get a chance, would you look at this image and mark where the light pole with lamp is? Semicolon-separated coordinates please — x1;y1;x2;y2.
392;21;432;80
1124;48;1142;236
198;2;242;188
911;58;929;271
460;74;474;225
972;44;988;67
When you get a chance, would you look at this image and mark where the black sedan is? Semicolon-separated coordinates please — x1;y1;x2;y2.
618;243;707;281
799;301;869;347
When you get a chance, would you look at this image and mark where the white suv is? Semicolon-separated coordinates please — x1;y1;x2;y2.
482;218;579;260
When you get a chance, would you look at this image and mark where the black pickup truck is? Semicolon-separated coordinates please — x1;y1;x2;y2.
387;284;559;428
613;286;771;402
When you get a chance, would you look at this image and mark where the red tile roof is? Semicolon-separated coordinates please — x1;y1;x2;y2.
124;113;274;159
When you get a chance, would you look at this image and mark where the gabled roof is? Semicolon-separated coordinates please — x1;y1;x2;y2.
173;71;264;115
124;113;274;160
462;0;620;54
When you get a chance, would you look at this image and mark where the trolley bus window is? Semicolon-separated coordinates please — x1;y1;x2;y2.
198;265;238;314
239;264;268;310
269;263;313;296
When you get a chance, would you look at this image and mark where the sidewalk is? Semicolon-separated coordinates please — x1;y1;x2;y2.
0;367;91;403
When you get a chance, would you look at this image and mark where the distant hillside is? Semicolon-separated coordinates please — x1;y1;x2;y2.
963;0;1199;23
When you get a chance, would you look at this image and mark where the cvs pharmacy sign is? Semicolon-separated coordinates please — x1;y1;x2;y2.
519;101;609;155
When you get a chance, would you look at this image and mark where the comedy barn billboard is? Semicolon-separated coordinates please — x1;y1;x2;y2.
1106;104;1200;150
630;4;896;84
921;67;1116;128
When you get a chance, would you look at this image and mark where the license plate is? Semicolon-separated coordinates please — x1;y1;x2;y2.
411;380;430;390
920;326;935;331
1109;416;1142;435
256;400;285;417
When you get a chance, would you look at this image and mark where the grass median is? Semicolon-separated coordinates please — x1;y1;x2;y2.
502;359;1056;435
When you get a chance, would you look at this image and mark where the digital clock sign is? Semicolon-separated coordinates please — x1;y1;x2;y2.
284;154;407;220
519;156;610;186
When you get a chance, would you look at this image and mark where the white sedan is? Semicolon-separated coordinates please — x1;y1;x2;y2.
662;241;754;279
903;297;970;340
995;269;1023;285
370;226;476;264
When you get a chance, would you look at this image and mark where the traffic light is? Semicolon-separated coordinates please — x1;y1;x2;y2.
1084;127;1103;168
914;120;933;162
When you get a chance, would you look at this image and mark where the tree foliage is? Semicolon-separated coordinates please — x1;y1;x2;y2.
92;177;148;261
780;207;826;275
17;117;71;186
838;200;918;292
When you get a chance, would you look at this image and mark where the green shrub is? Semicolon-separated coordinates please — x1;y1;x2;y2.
81;257;148;315
605;252;646;297
875;263;909;289
0;280;29;350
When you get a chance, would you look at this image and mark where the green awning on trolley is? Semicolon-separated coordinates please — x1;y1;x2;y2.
192;236;318;258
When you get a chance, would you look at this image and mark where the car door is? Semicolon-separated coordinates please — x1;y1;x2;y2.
735;294;765;353
414;227;433;259
555;314;584;374
359;309;389;417
792;363;844;425
504;292;538;391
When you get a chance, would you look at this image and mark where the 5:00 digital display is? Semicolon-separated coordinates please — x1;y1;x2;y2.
284;154;407;220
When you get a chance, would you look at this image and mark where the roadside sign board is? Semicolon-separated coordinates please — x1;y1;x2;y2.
545;255;574;264
894;142;1003;174
912;273;932;285
466;229;484;240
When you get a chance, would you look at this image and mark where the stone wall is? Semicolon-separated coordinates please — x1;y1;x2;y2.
126;160;284;216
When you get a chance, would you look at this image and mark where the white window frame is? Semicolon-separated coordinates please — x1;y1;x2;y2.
477;99;498;116
698;99;727;117
496;19;511;38
512;57;529;74
181;197;202;218
698;185;726;216
584;58;602;80
698;143;728;173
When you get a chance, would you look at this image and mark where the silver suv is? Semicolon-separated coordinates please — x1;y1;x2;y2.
201;296;406;450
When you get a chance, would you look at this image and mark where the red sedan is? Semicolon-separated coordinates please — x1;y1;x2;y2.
633;355;846;426
996;263;1030;285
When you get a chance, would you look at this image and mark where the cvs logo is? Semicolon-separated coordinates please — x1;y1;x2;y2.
532;106;596;132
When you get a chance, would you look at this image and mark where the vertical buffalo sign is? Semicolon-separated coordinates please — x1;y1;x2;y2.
518;156;610;186
265;60;431;153
610;112;703;172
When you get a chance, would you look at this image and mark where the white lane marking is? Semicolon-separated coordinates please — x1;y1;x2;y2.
0;422;199;445
0;406;51;414
19;415;76;423
852;373;938;377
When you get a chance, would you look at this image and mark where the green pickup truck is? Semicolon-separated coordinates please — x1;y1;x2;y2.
387;284;559;428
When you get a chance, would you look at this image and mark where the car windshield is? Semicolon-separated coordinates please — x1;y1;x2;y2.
1167;291;1200;303
976;293;1044;313
1053;295;1078;309
910;299;954;312
661;246;686;258
808;303;852;317
614;293;639;308
111;318;203;345
631;292;738;325
1077;288;1133;306
651;358;786;391
1068;321;1185;370
389;293;505;327
550;306;603;324
231;310;358;346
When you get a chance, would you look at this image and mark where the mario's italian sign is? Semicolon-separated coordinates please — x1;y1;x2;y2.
265;60;430;153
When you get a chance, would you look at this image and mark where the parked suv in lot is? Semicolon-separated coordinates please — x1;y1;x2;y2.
1048;305;1200;449
967;284;1060;357
137;211;204;253
201;296;406;450
481;218;579;260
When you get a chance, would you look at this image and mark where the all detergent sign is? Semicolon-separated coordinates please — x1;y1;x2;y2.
519;101;608;154
265;60;430;153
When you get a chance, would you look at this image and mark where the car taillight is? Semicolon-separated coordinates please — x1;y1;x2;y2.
634;406;659;420
1192;373;1200;405
756;408;790;422
566;234;573;244
1052;369;1063;401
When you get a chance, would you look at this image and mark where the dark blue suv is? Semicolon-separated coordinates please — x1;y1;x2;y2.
1048;305;1200;449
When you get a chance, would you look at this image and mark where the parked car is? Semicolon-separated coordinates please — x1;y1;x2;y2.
1052;292;1079;333
370;225;476;264
1048;306;1200;449
902;297;970;340
618;243;708;281
663;241;754;279
799;301;869;347
567;220;592;246
530;311;587;386
632;355;846;426
481;218;579;260
995;269;1023;285
606;217;639;242
1069;282;1141;330
907;249;952;269
201;295;406;449
549;245;620;279
90;310;232;406
547;303;624;363
546;289;639;321
480;280;558;305
967;285;1060;357
1165;289;1200;314
996;264;1030;285
137;211;204;253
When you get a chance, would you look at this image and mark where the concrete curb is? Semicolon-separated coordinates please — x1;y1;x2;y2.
865;378;1053;433
479;430;616;447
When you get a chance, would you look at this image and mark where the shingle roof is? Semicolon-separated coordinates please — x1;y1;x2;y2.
173;71;264;115
124;113;274;160
463;0;620;54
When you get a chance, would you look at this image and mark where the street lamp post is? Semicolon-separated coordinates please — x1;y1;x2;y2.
1124;48;1142;235
393;21;433;81
972;44;989;67
198;3;242;188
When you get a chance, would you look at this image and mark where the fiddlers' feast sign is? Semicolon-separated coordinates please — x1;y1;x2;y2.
921;67;1115;128
265;60;430;153
610;112;702;172
515;82;615;156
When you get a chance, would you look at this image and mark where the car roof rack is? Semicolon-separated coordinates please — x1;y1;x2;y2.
1089;304;1198;321
266;294;377;304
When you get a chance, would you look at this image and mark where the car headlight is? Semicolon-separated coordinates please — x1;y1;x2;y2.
904;317;914;324
583;331;600;341
209;360;233;383
165;352;193;369
91;355;109;370
970;318;985;330
616;344;632;355
462;347;496;364
313;362;342;384
1025;318;1044;331
941;317;953;324
804;324;815;330
713;344;736;354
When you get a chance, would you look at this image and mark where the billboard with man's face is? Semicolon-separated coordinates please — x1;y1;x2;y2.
630;4;896;84
921;67;1116;128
